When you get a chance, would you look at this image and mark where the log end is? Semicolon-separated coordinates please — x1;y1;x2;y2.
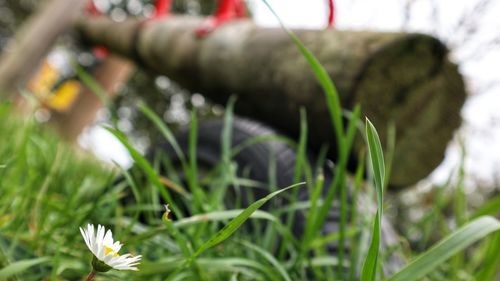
353;34;466;188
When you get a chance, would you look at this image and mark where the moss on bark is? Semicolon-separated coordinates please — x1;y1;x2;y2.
76;16;466;187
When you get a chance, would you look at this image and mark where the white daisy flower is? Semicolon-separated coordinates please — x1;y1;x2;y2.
80;224;141;272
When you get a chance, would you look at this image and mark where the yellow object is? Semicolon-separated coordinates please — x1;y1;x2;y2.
104;246;120;257
28;61;59;99
28;60;81;112
48;80;81;111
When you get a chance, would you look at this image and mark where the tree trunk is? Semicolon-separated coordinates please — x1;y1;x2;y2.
0;0;87;100
75;16;466;188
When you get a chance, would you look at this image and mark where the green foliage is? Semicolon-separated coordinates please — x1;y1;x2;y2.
360;119;385;281
193;182;303;258
0;257;51;279
0;111;118;279
1;95;500;280
388;216;500;281
1;2;499;280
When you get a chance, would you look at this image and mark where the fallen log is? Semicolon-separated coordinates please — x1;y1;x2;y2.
75;16;466;188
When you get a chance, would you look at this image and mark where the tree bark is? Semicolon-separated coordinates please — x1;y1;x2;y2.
0;0;87;100
75;16;466;188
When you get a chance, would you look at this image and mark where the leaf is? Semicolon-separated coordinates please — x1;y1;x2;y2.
139;102;205;209
470;196;500;219
360;211;381;281
360;118;385;281
0;257;50;278
474;231;500;280
365;118;385;208
166;183;303;281
312;106;361;246
138;102;187;166
194;182;304;257
174;210;279;228
74;64;110;105
105;127;181;216
387;216;500;281
260;0;344;152
240;240;292;281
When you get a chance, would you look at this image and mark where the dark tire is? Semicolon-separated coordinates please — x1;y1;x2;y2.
161;117;299;192
151;116;404;276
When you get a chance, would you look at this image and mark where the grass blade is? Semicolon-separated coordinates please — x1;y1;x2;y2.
194;182;304;257
260;0;344;152
166;182;304;280
474;231;500;280
105;126;182;217
74;64;110;105
212;96;237;206
311;106;360;247
239;240;292;281
360;118;385;281
387;216;500;281
470;195;500;219
141;104;205;212
282;108;308;259
138;102;187;166
365;118;385;209
174;210;279;228
0;257;50;278
360;211;381;281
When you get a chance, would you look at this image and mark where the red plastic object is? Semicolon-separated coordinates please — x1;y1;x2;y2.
327;0;335;27
195;0;247;37
85;0;100;16
92;46;109;59
85;0;173;59
154;0;172;18
85;1;109;59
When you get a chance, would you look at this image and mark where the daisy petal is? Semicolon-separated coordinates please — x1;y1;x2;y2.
80;224;141;272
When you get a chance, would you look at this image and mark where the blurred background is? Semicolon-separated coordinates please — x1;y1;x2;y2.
1;0;498;237
0;0;500;272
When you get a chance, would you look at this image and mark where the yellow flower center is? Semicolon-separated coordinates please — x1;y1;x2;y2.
104;246;120;257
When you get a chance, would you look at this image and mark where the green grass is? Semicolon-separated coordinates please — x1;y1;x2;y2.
1;1;500;280
1;99;499;280
0;109;120;280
